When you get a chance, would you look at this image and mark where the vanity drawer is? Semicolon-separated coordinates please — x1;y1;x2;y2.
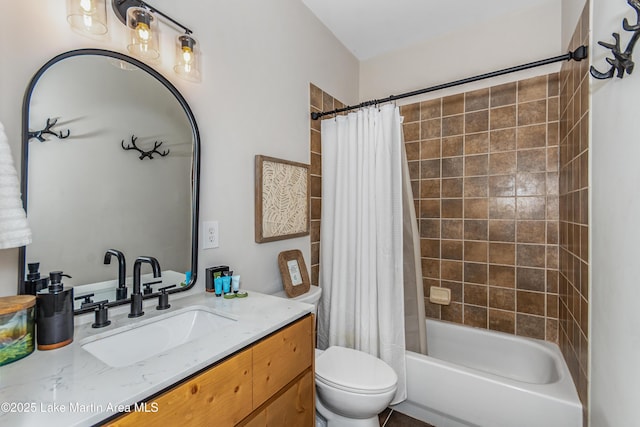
107;348;253;427
252;314;313;409
242;369;314;427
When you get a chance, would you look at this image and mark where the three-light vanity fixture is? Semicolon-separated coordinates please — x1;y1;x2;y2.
66;0;201;82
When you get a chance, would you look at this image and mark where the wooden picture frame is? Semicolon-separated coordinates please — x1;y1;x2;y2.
255;155;310;243
278;250;311;297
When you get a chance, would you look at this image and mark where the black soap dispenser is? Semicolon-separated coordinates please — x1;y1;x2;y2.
36;271;74;350
24;262;49;295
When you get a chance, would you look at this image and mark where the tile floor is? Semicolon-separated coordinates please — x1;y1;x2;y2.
379;408;435;427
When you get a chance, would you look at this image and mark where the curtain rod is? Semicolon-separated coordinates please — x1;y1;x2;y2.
311;45;588;120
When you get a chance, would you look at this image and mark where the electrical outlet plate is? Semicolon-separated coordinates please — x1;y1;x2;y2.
202;221;219;249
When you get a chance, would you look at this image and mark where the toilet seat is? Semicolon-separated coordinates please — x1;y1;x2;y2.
315;374;396;395
315;346;397;395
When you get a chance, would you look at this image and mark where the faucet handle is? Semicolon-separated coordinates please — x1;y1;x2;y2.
74;293;95;308
84;300;111;328
143;280;162;295
156;284;177;310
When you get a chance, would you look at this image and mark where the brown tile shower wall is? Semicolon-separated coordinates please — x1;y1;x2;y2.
309;78;562;344
403;75;561;343
308;84;345;287
558;2;590;412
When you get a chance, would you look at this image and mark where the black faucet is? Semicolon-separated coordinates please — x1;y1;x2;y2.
129;256;161;318
104;249;127;300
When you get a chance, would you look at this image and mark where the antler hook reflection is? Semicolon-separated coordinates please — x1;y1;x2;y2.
121;135;170;160
28;118;70;142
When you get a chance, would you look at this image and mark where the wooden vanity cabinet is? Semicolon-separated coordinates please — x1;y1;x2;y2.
241;370;314;427
106;314;314;427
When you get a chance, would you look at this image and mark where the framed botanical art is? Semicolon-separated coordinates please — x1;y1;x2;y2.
255;155;310;243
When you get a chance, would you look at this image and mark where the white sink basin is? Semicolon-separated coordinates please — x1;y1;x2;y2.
81;306;236;367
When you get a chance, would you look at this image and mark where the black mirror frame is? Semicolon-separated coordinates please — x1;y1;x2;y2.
18;48;201;314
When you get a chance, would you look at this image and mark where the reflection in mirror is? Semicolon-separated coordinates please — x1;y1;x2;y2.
20;50;200;313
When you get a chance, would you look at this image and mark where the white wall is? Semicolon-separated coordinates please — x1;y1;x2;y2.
590;0;640;425
359;0;561;104
0;0;359;296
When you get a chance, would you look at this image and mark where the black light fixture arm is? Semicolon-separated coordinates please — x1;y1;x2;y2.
112;0;192;34
138;1;192;34
311;46;588;120
590;0;640;79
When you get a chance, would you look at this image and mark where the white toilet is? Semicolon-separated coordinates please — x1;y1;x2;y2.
274;286;398;427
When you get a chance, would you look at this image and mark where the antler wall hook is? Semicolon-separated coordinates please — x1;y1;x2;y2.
591;0;640;79
28;118;71;142
121;135;170;160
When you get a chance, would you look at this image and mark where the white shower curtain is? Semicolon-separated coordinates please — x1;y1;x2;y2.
318;104;406;404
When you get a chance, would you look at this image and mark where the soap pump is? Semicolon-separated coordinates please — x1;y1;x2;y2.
24;262;49;295
36;271;74;350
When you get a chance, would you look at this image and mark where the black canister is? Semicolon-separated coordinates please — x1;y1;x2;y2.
36;271;74;350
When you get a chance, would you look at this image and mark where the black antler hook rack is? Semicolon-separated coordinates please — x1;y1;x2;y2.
591;0;640;79
121;135;170;160
28;118;70;142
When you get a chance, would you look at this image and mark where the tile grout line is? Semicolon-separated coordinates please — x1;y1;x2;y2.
381;408;394;427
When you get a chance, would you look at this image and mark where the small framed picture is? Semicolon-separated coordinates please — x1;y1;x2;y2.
277;249;310;297
287;259;303;286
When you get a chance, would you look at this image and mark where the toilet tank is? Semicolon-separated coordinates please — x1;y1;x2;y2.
273;285;322;317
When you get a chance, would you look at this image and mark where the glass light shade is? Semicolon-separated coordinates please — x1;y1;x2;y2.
66;0;108;36
174;34;201;82
126;7;160;61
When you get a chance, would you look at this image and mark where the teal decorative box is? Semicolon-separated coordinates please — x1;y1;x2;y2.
0;296;36;366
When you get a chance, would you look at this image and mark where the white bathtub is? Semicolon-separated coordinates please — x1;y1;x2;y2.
391;319;582;427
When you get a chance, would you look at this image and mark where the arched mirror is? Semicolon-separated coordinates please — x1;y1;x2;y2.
19;49;200;313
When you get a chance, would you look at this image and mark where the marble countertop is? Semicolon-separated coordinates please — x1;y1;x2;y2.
0;289;312;426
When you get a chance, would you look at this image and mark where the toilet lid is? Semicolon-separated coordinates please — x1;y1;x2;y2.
315;346;398;394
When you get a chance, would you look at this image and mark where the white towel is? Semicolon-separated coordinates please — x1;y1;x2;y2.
0;121;31;249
